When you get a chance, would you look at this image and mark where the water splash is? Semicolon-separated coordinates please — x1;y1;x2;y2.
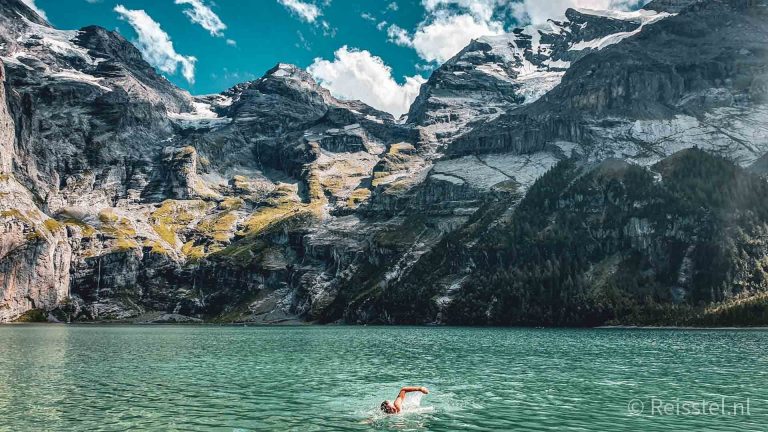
402;392;423;409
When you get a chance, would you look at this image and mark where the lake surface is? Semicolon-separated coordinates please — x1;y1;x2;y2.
0;326;765;431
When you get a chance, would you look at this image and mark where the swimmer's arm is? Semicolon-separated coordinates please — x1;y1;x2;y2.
394;387;429;412
395;387;429;404
399;386;429;395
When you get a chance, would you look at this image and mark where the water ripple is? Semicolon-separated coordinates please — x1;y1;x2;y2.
0;326;766;431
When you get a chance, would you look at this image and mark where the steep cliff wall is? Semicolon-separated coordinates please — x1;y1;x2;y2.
1;61;71;321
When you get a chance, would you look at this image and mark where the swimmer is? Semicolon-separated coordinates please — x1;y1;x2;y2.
380;386;429;414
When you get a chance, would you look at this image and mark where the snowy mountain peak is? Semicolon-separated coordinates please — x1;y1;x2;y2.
0;0;49;27
407;6;674;149
0;15;193;114
266;63;309;81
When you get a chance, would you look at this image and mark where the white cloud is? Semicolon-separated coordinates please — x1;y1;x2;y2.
384;0;505;64
387;2;400;11
411;12;503;63
114;5;197;84
20;0;47;20
277;0;322;23
320;19;337;37
422;0;501;22
512;0;650;25
308;46;426;117
386;24;412;47
175;0;227;37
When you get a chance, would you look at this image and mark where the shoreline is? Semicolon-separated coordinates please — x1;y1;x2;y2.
594;325;768;330
5;320;768;330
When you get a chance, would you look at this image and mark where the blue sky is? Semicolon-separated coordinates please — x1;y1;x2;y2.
26;0;648;116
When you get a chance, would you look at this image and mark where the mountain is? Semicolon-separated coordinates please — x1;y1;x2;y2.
2;0;768;326
407;6;668;146
451;0;768;162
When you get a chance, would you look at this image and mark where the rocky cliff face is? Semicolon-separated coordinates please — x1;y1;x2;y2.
364;149;768;326
1;0;768;325
452;0;768;163
0;60;71;322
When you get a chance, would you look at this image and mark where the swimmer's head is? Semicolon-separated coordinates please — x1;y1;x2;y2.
380;400;396;414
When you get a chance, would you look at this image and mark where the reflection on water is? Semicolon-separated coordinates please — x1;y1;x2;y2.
0;325;766;431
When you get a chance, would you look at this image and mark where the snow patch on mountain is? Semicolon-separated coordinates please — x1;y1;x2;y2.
432;151;560;191
11;17;103;66
518;71;568;103
589;105;768;167
49;69;111;91
570;9;672;51
169;101;230;129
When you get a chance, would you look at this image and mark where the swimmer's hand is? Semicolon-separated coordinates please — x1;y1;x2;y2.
420;387;429;394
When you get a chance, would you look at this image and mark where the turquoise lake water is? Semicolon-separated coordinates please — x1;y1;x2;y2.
0;325;765;431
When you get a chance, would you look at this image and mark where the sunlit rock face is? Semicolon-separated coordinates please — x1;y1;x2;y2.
1;0;768;326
